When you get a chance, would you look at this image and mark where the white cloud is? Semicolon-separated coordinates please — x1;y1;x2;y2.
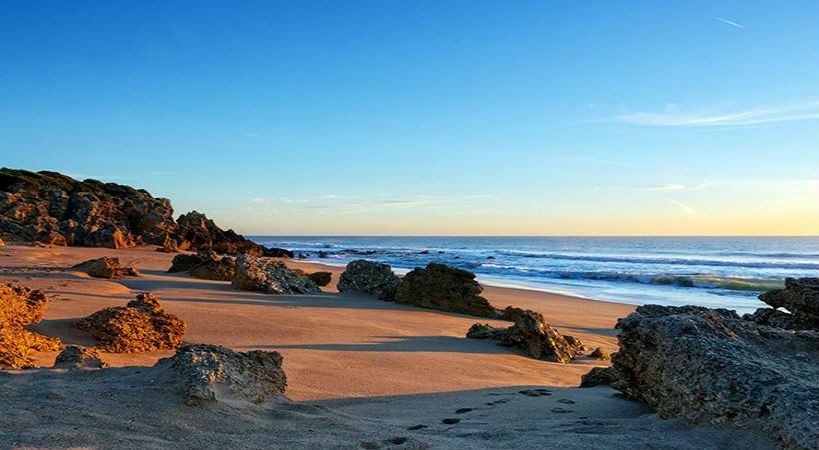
648;184;686;191
250;198;266;203
712;16;746;29
667;199;701;217
615;102;819;127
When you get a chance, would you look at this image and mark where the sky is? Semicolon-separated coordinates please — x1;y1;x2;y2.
1;1;817;236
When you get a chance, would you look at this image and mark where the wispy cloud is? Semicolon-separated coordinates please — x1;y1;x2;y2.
666;199;700;217
615;102;819;127
712;16;745;29
250;198;266;203
648;183;685;191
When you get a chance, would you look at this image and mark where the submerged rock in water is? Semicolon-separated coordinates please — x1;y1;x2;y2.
53;345;107;369
746;277;819;330
231;255;320;295
75;292;186;352
72;257;140;279
395;263;497;318
168;251;237;281
613;304;819;449
155;344;287;406
0;283;61;369
467;307;584;363
337;260;400;300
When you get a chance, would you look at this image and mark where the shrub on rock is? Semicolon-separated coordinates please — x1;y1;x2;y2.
72;257;139;279
74;292;186;352
155;343;287;406
337;260;400;300
394;263;496;317
231;255;320;294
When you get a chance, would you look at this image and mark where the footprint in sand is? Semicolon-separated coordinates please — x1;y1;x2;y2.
406;425;427;431
358;436;410;449
441;418;461;425
518;389;552;397
454;408;473;414
551;407;574;414
557;399;576;404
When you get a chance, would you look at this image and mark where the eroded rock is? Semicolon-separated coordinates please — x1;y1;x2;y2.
337;260;400;300
72;257;140;279
168;251;237;281
231;255;320;295
745;277;819;330
589;347;611;361
155;344;287;406
580;367;620;388
307;271;332;287
613;304;819;449
467;307;584;363
53;345;107;369
0;283;61;368
395;263;496;317
75;292;186;352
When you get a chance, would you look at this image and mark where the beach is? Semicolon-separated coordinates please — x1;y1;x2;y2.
0;243;776;448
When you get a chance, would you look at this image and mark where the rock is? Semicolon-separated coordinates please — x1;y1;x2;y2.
53;345;107;369
307;271;332;287
74;292;186;352
262;247;294;258
0;283;61;369
466;307;584;363
297;253;307;259
231;255;320;295
337;259;400;300
155;344;287;406
174;211;266;256
395;263;496;317
589;347;611;361
746;277;819;330
168;251;237;281
72;257;140;279
317;251;329;258
0;238;4;246
0;168;263;253
580;367;620;388
612;304;819;449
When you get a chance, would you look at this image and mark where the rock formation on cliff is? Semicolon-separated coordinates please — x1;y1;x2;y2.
0;283;62;368
75;292;186;352
395;263;497;318
0;168;276;255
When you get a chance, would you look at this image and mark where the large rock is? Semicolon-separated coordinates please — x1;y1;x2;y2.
580;367;620;388
337;259;400;300
74;292;186;352
307;271;332;287
168;251;237;281
613;304;819;449
53;345;107;369
395;263;497;317
745;277;819;330
231;255;320;295
0;283;61;369
155;344;287;406
0;168;266;253
72;257;140;279
466;307;584;363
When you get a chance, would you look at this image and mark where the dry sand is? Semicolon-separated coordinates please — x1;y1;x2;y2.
0;244;775;449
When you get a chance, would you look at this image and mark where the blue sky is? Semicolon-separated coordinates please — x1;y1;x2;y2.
1;1;817;235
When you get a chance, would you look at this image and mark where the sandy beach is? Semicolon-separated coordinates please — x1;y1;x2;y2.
0;243;776;449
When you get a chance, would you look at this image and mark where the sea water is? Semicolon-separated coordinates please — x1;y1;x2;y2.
250;236;818;314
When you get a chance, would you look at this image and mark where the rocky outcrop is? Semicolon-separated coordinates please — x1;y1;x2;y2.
167;251;237;281
394;263;496;317
612;304;819;449
306;271;332;287
580;367;620;388
467;307;585;363
75;292;186;352
231;255;320;295
589;347;611;361
174;211;267;256
337;260;400;300
0;283;61;368
0;168;274;255
262;247;294;258
53;345;107;369
744;277;819;330
72;257;140;279
155;344;287;406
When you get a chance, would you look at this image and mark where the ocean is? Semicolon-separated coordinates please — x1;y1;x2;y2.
250;236;819;314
